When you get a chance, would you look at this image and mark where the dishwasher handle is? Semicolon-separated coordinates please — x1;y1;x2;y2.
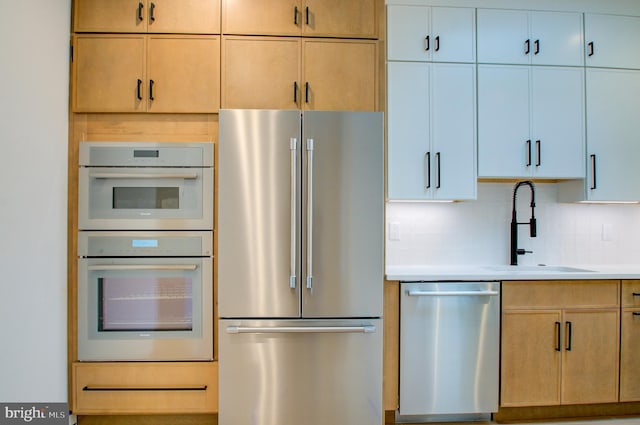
407;290;499;297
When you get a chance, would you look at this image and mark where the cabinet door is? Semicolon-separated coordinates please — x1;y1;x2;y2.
530;67;585;178
478;65;530;178
621;309;640;402
431;7;476;63
303;0;376;38
561;310;619;404
387;62;429;200
222;0;301;36
586;69;640;201
147;0;220;34
221;37;301;109
73;35;146;113
501;310;562;407
302;39;377;111
74;0;147;33
147;36;220;113
530;11;583;66
387;5;430;62
477;9;529;65
585;14;640;70
431;63;476;200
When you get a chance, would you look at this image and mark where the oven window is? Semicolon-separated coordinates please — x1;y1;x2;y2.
98;277;193;331
112;187;179;209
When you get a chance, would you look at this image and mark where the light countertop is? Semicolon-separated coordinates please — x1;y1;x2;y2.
386;264;640;281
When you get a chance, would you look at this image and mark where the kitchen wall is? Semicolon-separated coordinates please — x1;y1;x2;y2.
0;1;70;402
387;183;640;268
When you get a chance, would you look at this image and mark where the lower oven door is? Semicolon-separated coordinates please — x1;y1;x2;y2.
78;257;213;361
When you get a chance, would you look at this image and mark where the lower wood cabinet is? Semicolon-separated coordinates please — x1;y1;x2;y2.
501;280;620;407
72;361;218;415
621;280;640;402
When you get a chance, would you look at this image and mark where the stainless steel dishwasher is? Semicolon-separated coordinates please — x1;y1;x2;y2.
398;281;500;422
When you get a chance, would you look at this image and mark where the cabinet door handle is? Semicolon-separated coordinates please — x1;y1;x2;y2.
294;6;298;25
435;152;441;189
633;292;640;297
293;81;298;103
425;152;431;189
149;2;156;22
555;321;561;352
435;36;440;52
149;79;155;101
588;41;595;57
136;79;143;100
305;6;309;25
526;140;532;166
525;39;530;55
424;35;430;52
305;82;309;103
633;312;640;316
565;321;573;351
534;39;540;55
137;2;144;22
590;154;597;190
535;140;541;166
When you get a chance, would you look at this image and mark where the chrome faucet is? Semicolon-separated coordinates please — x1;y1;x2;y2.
510;181;537;265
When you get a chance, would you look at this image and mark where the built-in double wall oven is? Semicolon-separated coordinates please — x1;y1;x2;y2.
76;142;214;361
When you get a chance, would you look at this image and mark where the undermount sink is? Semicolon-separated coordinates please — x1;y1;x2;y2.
483;265;596;273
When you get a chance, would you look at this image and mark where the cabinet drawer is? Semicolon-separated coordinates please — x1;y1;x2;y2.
622;280;640;307
502;280;620;309
72;362;217;414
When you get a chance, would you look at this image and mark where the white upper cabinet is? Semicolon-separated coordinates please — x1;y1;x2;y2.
585;14;640;69
478;65;585;179
387;5;475;63
582;68;640;201
388;62;476;201
477;9;583;66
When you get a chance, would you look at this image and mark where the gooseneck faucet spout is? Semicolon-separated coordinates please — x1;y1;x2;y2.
510;181;537;265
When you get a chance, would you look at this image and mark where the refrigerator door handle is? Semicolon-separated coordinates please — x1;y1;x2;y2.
226;325;376;334
290;137;298;289
306;138;314;289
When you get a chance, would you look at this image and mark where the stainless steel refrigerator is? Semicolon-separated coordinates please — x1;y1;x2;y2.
218;109;383;425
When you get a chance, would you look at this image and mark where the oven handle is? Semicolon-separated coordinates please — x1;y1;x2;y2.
89;172;198;179
87;265;198;271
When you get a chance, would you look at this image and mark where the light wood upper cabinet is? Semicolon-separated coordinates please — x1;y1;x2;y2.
221;0;376;38
73;34;220;113
501;281;620;407
73;35;146;112
222;37;301;109
74;0;221;34
221;37;376;111
303;39;377;111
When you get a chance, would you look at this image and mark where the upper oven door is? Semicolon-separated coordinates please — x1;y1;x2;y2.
78;167;213;230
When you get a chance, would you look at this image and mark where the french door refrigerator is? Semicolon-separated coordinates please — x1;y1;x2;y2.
218;109;383;425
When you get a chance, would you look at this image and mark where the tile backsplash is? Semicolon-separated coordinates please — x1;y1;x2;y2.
386;182;640;268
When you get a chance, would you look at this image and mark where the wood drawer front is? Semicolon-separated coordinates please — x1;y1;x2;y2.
72;362;217;415
502;281;620;309
622;280;640;308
